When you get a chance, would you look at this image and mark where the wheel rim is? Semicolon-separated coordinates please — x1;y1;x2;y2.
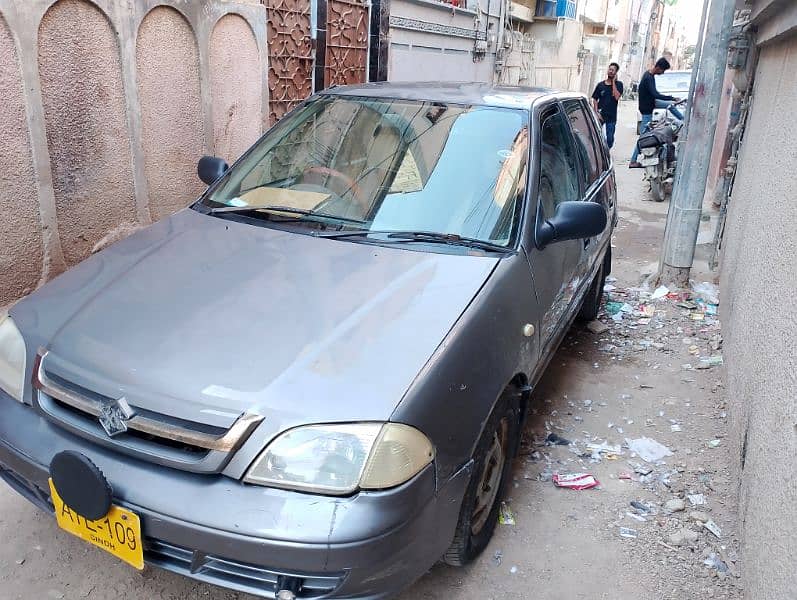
471;418;509;536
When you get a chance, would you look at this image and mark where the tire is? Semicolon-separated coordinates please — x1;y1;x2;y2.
651;163;666;202
577;257;607;321
443;391;521;567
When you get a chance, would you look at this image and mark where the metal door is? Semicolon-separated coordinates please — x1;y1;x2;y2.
323;0;369;87
526;105;585;352
265;0;314;124
264;0;371;125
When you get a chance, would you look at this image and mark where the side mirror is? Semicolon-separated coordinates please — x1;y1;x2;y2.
537;201;607;248
197;156;229;186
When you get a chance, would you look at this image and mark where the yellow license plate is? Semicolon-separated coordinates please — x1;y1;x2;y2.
48;478;144;570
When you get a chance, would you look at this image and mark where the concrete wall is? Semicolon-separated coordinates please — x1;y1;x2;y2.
719;13;797;600
529;19;584;91
389;0;499;83
0;0;266;307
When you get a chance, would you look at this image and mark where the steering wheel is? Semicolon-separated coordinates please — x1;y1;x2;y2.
300;166;369;212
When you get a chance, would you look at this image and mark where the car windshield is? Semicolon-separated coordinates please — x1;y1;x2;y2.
201;96;529;247
655;71;692;92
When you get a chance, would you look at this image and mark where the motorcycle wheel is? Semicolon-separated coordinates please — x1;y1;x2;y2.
651;163;666;202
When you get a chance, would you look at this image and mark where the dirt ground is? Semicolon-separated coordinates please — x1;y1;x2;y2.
0;101;743;600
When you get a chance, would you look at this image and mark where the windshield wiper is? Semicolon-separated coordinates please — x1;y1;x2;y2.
317;230;511;253
209;204;366;226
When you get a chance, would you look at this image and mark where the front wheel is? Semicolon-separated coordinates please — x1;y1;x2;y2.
443;392;520;567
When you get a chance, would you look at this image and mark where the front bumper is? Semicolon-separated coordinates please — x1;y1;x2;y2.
0;391;471;599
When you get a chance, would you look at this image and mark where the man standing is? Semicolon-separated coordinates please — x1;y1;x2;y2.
629;57;685;168
592;62;623;149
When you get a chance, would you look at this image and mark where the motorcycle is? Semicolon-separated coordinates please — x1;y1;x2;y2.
636;100;686;202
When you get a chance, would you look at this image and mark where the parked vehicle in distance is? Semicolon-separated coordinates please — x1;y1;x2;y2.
652;69;692;121
637;70;692;133
0;83;616;600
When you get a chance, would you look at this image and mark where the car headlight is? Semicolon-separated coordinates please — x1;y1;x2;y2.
244;422;434;495
0;313;26;402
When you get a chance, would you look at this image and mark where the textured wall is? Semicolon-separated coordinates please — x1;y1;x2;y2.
38;0;137;264
719;34;797;600
210;14;262;162
531;19;584;91
0;0;266;303
136;6;204;220
0;14;44;306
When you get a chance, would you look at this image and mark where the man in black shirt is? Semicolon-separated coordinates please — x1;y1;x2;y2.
591;62;623;149
630;57;685;167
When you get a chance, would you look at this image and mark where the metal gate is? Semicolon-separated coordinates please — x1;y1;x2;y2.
264;0;313;123
264;0;371;124
323;0;369;87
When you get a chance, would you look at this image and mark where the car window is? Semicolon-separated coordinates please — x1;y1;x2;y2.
206;96;529;247
583;102;610;172
538;107;580;220
563;100;601;188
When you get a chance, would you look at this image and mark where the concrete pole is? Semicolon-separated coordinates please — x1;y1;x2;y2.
682;0;710;137
659;0;736;287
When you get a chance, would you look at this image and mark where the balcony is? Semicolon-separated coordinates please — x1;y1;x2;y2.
535;0;577;19
581;0;621;32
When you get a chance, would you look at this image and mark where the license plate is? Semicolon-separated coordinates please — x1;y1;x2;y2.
641;156;659;166
48;478;144;569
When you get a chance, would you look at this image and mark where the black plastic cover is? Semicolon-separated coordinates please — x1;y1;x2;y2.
50;451;112;520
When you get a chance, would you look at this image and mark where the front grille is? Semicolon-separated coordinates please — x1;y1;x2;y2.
32;350;263;473
49;396;210;457
145;538;346;598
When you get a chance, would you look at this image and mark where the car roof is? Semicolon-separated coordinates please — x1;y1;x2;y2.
322;81;578;110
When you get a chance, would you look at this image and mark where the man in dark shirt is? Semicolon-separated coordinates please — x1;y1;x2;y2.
591;62;623;149
630;57;685;167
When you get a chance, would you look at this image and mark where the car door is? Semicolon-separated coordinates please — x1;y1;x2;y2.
561;99;614;285
525;103;586;354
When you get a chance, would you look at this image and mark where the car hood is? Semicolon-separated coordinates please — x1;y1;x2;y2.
12;210;498;429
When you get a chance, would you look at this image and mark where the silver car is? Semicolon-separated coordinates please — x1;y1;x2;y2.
0;83;616;599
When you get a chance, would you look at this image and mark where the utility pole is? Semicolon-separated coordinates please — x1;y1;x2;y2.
659;0;736;287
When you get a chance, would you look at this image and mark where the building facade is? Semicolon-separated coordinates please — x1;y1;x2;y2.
714;2;797;598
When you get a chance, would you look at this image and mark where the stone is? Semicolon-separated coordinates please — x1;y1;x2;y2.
664;498;686;513
690;511;710;523
668;528;700;546
587;320;610;334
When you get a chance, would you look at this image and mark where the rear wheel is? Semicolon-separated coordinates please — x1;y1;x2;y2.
443;391;520;567
651;162;666;202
